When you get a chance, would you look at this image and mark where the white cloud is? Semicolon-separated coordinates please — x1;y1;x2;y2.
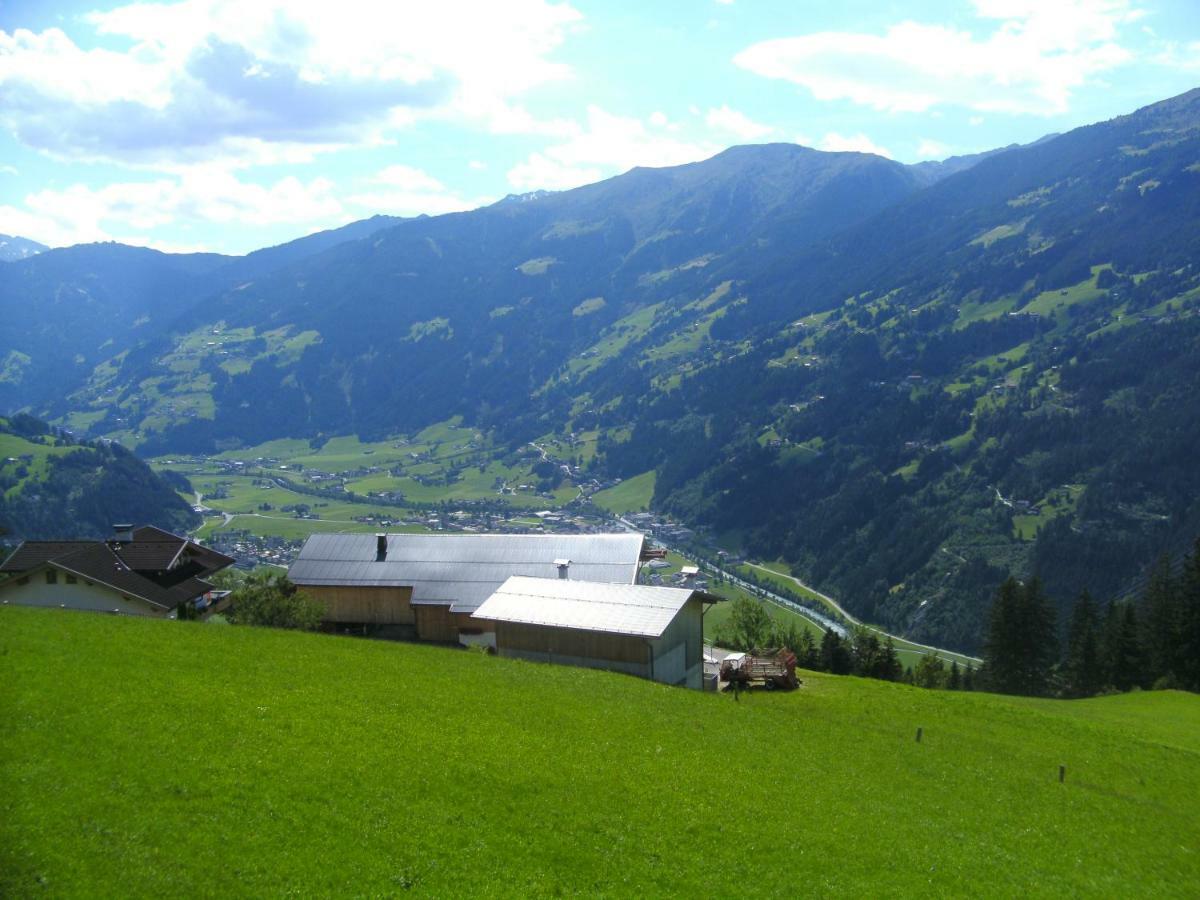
507;105;718;191
0;0;584;166
0;164;17;175
916;138;951;159
508;153;603;192
733;0;1143;115
969;116;985;126
347;164;490;217
1;169;344;249
373;165;447;193
1152;40;1200;72
705;105;775;141
468;160;487;170
818;132;893;158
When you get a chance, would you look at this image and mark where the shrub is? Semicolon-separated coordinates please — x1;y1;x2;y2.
228;571;324;631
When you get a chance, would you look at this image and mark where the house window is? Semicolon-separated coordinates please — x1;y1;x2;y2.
17;576;28;585
66;574;77;585
45;570;57;585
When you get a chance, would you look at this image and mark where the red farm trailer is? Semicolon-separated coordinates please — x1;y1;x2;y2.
719;648;799;690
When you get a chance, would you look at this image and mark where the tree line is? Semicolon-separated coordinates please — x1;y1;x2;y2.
716;596;978;689
979;538;1200;697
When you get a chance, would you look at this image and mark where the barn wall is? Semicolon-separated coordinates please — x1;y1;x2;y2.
0;576;165;617
414;604;459;642
456;612;493;635
304;585;415;625
495;622;651;679
649;599;704;688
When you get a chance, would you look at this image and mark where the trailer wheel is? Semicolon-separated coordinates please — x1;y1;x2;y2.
764;679;777;691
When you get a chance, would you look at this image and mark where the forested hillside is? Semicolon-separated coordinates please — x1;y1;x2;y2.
0;414;197;541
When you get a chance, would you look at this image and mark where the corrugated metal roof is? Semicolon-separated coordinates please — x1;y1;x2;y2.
288;533;644;613
471;575;703;638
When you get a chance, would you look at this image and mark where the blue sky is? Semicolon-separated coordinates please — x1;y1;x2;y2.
1;0;1197;254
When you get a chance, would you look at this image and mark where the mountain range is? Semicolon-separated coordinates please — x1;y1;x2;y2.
0;234;47;262
2;87;1199;650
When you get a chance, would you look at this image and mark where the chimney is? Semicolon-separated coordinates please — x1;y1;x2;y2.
375;533;388;562
112;523;134;543
554;558;571;580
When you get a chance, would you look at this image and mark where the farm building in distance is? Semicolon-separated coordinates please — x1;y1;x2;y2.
0;525;234;618
288;532;647;644
473;576;720;689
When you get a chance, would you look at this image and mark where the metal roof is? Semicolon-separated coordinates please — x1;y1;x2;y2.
288;533;645;613
0;526;233;577
472;575;708;638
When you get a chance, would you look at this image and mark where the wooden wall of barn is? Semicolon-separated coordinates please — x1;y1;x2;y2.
414;604;459;642
304;585;415;625
495;622;652;679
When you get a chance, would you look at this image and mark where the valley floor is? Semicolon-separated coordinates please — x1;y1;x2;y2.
2;607;1197;896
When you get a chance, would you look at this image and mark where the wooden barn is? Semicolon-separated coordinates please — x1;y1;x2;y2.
471;575;722;689
288;532;646;643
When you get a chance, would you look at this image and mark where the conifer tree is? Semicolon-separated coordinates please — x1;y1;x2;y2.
1101;601;1143;691
982;576;1058;696
796;629;819;670
914;654;947;689
1178;539;1200;691
948;659;961;690
820;628;852;674
1142;554;1181;684
881;636;902;682
1064;590;1102;697
982;577;1023;693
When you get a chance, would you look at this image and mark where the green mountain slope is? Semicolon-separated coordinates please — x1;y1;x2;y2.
0;217;404;416
0;414;197;540
2;607;1197;896
47;144;928;446
615;88;1200;648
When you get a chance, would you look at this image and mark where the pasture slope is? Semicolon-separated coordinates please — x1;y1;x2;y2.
1;606;1198;897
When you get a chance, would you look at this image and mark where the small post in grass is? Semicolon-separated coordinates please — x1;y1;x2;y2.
915;727;923;743
1059;764;1066;783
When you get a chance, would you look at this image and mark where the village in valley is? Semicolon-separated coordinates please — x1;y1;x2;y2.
160;417;699;573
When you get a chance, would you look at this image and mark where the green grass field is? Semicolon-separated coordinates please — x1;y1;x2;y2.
3;607;1197;896
591;470;656;514
0;432;77;497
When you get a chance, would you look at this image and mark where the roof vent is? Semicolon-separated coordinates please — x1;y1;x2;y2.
112;524;134;543
375;533;388;562
554;558;571;579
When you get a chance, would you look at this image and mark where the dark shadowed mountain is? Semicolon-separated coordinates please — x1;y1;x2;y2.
0;216;406;413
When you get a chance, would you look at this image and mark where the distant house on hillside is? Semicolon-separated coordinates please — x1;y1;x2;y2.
288;532;647;644
473;576;721;689
0;525;234;618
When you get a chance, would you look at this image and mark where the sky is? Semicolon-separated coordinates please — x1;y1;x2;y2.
0;0;1197;255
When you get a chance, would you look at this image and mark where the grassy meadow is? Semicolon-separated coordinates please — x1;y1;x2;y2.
2;607;1198;897
591;470;656;514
